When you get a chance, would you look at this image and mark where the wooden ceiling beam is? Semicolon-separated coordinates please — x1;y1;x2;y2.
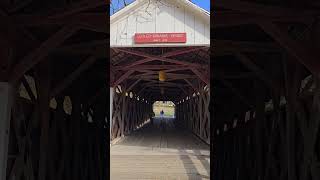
214;11;314;27
46;0;106;18
14;13;107;33
214;39;282;52
145;89;180;93
214;0;317;18
9;25;78;83
119;65;188;70
191;68;210;85
214;71;255;79
113;48;207;69
142;82;188;87
112;70;135;87
8;0;34;13
184;79;198;92
137;86;147;96
142;84;188;95
112;47;207;70
86;86;106;107
126;79;141;92
258;22;320;77
217;78;254;108
128;72;197;80
234;53;278;90
50;56;97;97
164;67;191;73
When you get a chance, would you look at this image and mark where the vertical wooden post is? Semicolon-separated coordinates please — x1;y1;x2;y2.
283;56;301;180
36;60;51;180
110;87;114;139
254;80;266;180
71;90;82;180
0;82;12;180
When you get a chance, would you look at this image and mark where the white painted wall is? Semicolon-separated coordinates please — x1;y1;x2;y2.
0;83;12;180
110;0;210;47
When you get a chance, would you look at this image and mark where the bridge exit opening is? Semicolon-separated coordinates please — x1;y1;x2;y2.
153;101;175;118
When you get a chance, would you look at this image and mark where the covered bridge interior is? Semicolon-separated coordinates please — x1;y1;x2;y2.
109;46;211;179
109;0;211;179
0;1;109;180
213;1;320;180
110;46;210;142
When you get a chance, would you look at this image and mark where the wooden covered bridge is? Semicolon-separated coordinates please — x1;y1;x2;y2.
2;0;319;180
213;1;320;180
0;0;109;180
109;0;210;179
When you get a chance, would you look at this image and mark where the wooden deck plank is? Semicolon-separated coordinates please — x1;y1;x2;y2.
111;118;210;180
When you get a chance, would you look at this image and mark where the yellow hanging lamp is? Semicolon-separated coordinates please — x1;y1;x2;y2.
159;70;166;81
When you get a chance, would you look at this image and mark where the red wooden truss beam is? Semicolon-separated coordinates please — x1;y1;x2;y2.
191;68;210;85
113;47;207;70
258;22;320;76
9;25;78;83
128;73;197;80
120;65;189;70
112;70;135;87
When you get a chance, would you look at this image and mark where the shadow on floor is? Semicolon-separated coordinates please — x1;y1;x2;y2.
179;149;210;179
111;117;210;179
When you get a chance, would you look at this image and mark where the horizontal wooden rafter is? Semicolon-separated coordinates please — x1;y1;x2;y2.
113;48;207;69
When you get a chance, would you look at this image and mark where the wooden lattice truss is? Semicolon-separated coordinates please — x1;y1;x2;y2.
176;84;210;144
212;1;320;179
110;46;210;143
1;1;108;180
7;79;108;180
111;86;153;140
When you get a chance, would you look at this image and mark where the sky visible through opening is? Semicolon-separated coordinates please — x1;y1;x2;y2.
110;0;210;15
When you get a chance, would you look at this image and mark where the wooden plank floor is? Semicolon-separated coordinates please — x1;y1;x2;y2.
111;118;210;180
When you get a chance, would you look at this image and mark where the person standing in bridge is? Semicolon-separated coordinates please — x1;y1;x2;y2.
160;110;165;131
